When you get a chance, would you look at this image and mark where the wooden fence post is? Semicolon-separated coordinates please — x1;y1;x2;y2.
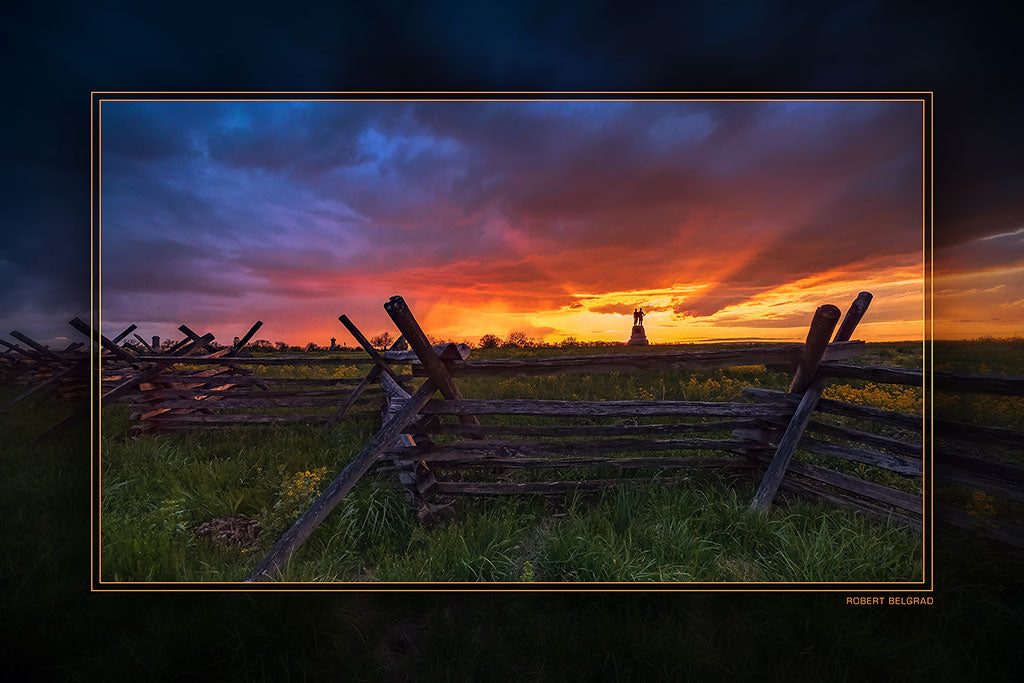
110;324;138;344
383;296;481;429
132;334;156;354
338;315;407;386
68;318;141;367
247;378;438;581
750;299;863;513
379;373;451;522
787;306;841;394
0;339;37;360
230;320;263;354
9;331;71;367
324;318;407;428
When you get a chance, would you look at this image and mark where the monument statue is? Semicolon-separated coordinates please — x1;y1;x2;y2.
627;306;649;346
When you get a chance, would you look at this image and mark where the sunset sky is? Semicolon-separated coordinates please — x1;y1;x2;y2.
95;99;1001;347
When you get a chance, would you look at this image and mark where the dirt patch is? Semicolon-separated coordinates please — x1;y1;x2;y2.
193;517;260;547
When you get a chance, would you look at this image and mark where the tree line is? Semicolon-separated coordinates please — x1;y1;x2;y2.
120;331;628;354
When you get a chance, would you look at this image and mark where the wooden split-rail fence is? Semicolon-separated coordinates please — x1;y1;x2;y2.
246;291;1024;580
4;293;1021;581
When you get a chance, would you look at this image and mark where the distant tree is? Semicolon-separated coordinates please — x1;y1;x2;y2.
274;341;288;352
478;333;501;349
559;336;579;347
304;341;321;352
370;331;393;349
501;331;534;349
250;339;274;351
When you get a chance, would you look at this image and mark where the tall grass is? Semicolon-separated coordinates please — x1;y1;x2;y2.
2;341;1023;677
88;341;944;583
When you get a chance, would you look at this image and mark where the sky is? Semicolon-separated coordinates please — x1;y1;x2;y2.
98;99;935;347
2;2;1023;350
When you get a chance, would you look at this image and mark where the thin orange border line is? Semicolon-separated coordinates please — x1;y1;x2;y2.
93;90;934;94
90;95;95;588
92;92;932;591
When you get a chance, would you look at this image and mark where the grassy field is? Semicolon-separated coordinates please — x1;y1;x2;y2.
90;340;948;583
2;340;1023;677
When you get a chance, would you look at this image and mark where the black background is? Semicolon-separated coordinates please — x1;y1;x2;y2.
3;1;1021;677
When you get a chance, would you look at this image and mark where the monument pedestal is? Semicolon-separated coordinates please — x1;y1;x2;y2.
627;325;649;346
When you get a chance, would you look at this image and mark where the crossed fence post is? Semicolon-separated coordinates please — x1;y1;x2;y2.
249;295;473;580
749;292;873;512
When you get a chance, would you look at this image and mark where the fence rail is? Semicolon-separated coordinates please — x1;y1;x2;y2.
5;289;1024;581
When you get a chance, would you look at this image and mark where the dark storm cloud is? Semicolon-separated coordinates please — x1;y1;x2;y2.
96;98;923;330
2;1;1022;341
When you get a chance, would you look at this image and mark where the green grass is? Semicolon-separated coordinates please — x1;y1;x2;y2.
2;341;1024;677
84;341;951;584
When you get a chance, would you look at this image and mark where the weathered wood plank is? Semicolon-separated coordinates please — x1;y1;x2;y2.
338;315;406;386
0;364;80;413
379;456;759;472
138;412;378;425
381;437;760;461
817;359;1024;397
416;341;865;377
427;419;763;438
136;375;391;387
934;502;1024;550
758;454;921;513
135;387;384;401
171;333;216;358
934;370;1024;397
777;477;921;530
803;420;920;458
430;478;694;496
933;462;1024;503
10;330;71;366
178;324;202;341
750;293;869;512
136;394;385;410
102;365;169;404
420;399;786;419
247;379;437;581
380;372;447;520
935;420;1024;450
746;385;1023;449
382;343;471;363
231;321;264;353
324;365;383;428
741;387;922;432
797;436;922;477
325;334;413;428
0;339;40;360
750;383;829;512
69;318;143;367
110;324;138;344
788;304;842;393
131;354;379;365
162;336;191;355
132;334;156;353
816;362;922;386
934;447;1024;484
833;291;873;344
384;295;481;430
